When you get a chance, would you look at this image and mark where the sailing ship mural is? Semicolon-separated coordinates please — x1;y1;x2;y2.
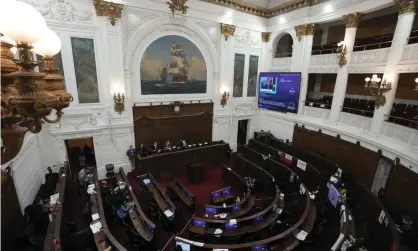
140;35;207;94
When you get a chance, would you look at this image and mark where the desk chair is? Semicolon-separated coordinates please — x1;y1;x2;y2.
70;228;94;251
105;164;115;178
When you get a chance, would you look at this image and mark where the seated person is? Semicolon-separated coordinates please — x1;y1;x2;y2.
151;141;159;153
180;139;187;148
138;143;147;157
116;200;134;219
164;140;171;150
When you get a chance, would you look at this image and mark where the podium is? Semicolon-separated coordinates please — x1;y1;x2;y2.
187;163;204;184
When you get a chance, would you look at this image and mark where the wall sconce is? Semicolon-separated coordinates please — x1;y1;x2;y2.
364;74;392;109
414;77;418;91
336;41;347;68
113;92;125;114
220;91;230;107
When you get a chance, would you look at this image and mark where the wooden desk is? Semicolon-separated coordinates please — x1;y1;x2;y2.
190;187;284;237
168;180;194;207
136;143;229;174
117;169;155;241
89;168;127;251
211;186;234;204
204;196;256;219
43;165;67;251
141;173;176;220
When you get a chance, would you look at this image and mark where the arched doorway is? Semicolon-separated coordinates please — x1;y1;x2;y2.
275;33;294;58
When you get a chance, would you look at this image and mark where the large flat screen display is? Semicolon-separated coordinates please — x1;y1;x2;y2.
258;72;301;113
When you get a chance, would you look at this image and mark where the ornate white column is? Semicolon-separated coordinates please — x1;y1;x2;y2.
329;13;361;122
294;24;314;115
261;32;273;72
370;1;416;134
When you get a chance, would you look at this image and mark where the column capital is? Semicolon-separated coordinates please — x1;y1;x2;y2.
294;23;315;41
220;23;236;40
343;13;362;28
261;32;271;42
93;0;124;26
394;0;417;15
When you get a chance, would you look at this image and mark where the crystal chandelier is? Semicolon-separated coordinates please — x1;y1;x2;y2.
0;0;72;164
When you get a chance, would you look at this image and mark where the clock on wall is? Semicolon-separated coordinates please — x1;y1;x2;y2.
171;101;183;114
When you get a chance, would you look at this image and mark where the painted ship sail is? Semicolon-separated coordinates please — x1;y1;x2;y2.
168;41;189;83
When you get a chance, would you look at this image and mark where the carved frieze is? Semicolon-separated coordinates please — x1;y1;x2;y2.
235;30;261;48
25;0;93;22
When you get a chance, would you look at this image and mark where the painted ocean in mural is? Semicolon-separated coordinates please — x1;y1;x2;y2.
140;35;207;95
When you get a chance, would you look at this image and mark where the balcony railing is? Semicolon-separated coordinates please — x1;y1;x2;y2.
305;101;331;109
388;116;418;129
352;41;392;52
342;107;374;118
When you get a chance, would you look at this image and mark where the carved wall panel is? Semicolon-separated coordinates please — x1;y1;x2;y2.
133;103;214;148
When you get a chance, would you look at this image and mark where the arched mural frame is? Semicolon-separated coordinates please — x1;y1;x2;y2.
271;30;296;58
124;18;219;103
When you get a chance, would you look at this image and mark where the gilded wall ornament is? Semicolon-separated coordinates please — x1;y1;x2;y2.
221;23;236;41
343;13;362;28
167;0;189;14
93;0;124;25
294;23;315;41
394;0;417;14
262;32;271;42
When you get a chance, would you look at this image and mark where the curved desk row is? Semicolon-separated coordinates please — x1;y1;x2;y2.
89;167;127;251
118;168;155;241
256;132;402;251
43;165;68;251
179;151;314;249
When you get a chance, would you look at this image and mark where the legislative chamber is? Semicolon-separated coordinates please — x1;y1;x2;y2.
1;0;417;251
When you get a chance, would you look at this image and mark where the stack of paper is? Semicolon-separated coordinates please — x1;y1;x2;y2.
219;213;227;219
90;221;102;233
92;213;100;221
229;219;237;224
295;230;308;240
87;184;96;194
214;229;223;234
50;193;59;205
143;179;151;185
164;210;174;217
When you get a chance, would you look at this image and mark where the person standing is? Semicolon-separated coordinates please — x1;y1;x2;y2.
126;145;136;168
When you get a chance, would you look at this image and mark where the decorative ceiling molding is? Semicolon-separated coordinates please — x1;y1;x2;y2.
200;0;329;18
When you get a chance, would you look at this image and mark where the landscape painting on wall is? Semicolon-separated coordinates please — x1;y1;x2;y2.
140;35;207;95
71;37;100;103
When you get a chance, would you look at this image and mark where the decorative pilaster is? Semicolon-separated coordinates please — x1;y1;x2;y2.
93;0;124;25
261;32;271;42
394;0;417;14
343;12;362;28
295;23;315;41
220;23;236;41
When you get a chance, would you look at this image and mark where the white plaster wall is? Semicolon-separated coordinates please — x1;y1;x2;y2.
2;134;44;213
